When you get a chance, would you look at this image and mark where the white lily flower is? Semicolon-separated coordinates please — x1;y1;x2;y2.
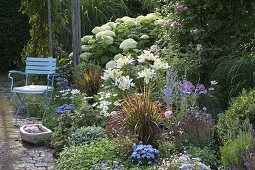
138;68;156;84
116;55;134;68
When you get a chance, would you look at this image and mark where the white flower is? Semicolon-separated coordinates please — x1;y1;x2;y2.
101;68;122;81
116;55;134;68
92;26;106;34
138;68;156;84
151;59;169;70
101;35;114;45
115;76;135;91
140;34;149;40
105;60;117;69
144;13;158;21
71;89;81;95
119;38;137;51
154;19;164;25
137;50;157;63
114;53;124;60
81;45;90;52
95;30;116;40
81;35;94;43
101;24;112;31
104;22;117;29
210;80;218;85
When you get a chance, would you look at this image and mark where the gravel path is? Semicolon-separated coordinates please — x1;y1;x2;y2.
0;75;56;170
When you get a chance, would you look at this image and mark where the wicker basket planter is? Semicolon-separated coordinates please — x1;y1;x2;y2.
20;124;52;145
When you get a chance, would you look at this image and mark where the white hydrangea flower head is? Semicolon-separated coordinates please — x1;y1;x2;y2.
144;13;158;21
137;50;157;63
105;60;117;69
101;24;112;31
92;26;106;34
81;45;90;52
136;15;145;23
81;35;94;43
151;58;169;70
114;53;124;60
116;55;134;68
104;22;117;29
138;68;156;84
95;30;116;40
115;75;135;91
124;18;138;26
140;34;149;40
101;35;114;45
154;19;164;25
101;68;122;81
80;52;91;60
119;38;137;51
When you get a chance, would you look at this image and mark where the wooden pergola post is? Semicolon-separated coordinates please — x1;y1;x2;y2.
47;0;53;57
71;0;81;67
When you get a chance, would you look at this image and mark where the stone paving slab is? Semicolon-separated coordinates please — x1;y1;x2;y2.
0;94;56;170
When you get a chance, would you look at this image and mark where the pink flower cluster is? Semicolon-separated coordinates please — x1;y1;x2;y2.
164;110;173;118
176;5;188;12
171;21;182;29
24;124;40;133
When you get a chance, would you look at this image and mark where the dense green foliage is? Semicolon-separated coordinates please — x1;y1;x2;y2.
217;89;255;143
68;126;106;146
57;138;117;170
157;0;255;81
220;132;254;169
20;0;60;59
0;0;30;72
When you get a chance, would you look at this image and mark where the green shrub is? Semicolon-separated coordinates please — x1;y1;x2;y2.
68;126;105;146
186;146;218;168
51;104;104;155
80;13;165;66
217;89;255;143
56;138;117;170
220;132;255;169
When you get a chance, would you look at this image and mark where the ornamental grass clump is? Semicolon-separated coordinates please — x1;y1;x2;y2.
120;90;162;146
74;63;102;97
131;142;160;166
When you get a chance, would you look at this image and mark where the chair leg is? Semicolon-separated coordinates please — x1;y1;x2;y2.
42;91;53;123
15;94;26;125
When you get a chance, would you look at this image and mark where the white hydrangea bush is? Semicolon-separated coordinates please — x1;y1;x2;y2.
80;13;168;65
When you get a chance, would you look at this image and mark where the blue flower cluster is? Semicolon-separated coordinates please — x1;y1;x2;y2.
177;154;211;170
56;77;69;89
56;104;74;114
131;142;160;166
93;160;125;170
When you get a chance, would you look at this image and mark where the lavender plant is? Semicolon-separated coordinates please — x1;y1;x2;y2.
242;146;255;170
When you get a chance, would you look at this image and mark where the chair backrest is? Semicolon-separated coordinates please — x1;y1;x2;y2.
25;57;57;75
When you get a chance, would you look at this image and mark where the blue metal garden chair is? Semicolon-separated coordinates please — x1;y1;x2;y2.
8;57;57;125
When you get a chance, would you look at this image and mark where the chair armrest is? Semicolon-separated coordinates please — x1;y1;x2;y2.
8;70;26;91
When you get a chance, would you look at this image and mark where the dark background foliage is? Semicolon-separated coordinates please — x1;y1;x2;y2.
0;0;30;73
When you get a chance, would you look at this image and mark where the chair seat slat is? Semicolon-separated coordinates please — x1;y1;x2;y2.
25;70;56;74
26;66;56;71
26;61;56;66
27;57;56;62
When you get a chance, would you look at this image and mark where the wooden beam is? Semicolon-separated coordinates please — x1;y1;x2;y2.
71;0;81;67
47;0;53;57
